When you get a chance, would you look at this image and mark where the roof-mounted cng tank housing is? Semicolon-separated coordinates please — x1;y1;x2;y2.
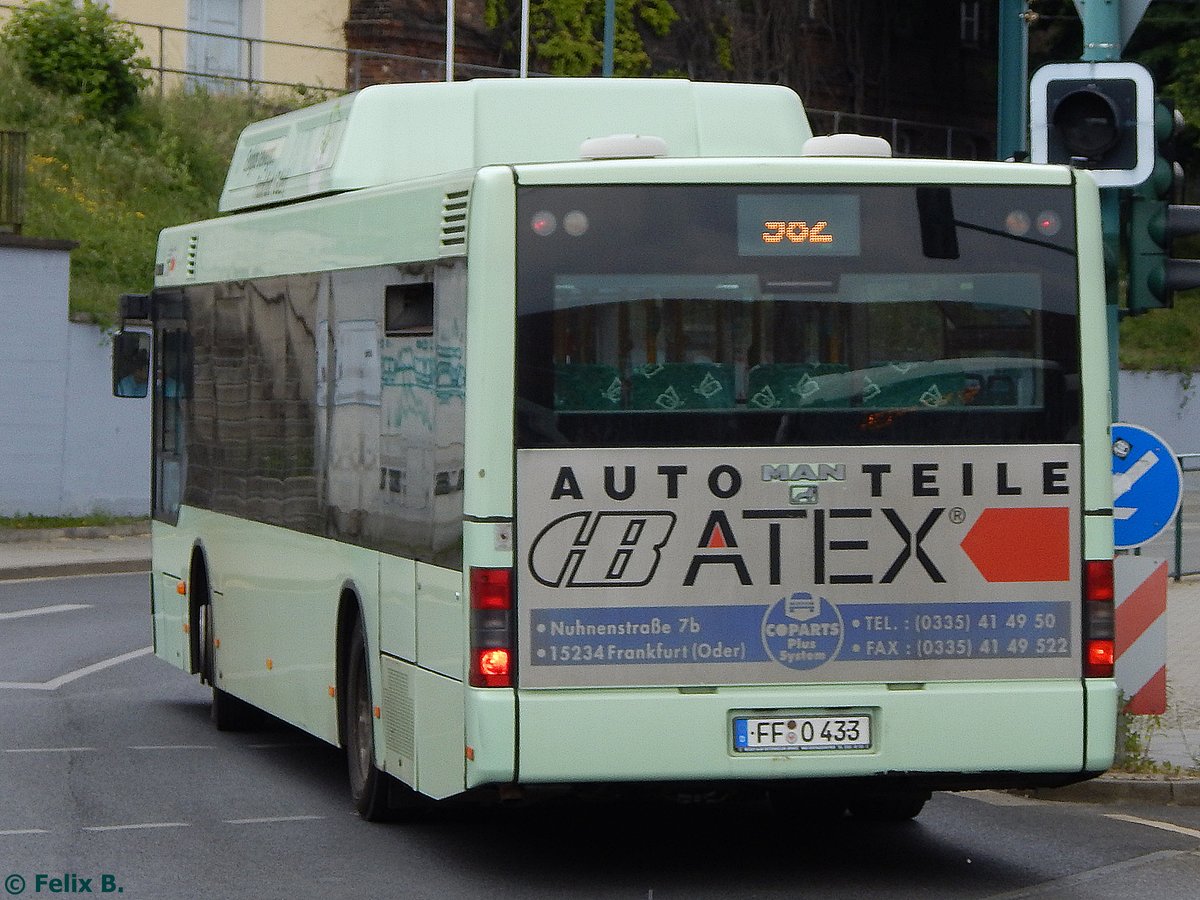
802;133;892;157
218;79;813;213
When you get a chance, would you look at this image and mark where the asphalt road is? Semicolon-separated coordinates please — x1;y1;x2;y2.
5;573;1200;899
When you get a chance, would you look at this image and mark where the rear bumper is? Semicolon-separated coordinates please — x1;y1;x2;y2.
497;679;1117;790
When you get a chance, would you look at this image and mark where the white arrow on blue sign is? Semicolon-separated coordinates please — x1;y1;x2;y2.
1112;423;1183;550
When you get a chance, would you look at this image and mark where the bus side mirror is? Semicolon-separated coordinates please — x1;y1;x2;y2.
112;330;151;398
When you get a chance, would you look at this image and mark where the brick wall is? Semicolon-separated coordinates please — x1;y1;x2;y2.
345;0;498;87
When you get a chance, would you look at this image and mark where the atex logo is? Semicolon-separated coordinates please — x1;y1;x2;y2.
528;511;676;588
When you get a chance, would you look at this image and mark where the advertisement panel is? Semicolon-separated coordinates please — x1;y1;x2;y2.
516;445;1081;687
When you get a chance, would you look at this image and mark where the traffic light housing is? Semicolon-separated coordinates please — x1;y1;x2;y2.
1126;100;1200;314
1030;62;1154;188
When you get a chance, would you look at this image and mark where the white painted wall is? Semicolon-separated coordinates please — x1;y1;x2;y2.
1117;371;1200;456
0;241;150;517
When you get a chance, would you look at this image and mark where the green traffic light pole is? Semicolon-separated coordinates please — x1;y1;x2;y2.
996;0;1029;162
1076;0;1124;421
602;0;615;77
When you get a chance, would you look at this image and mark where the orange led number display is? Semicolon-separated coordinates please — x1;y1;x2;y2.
761;220;835;245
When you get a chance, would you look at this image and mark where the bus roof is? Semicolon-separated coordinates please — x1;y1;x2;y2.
218;78;813;213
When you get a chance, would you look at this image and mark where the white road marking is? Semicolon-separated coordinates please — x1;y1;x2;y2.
959;790;1043;807
224;815;325;825
0;646;152;690
1105;812;1200;841
4;747;95;754
129;745;217;751
0;604;90;621
3;817;329;835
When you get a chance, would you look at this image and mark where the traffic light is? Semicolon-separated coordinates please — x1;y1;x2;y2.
1030;61;1154;188
1126;100;1200;314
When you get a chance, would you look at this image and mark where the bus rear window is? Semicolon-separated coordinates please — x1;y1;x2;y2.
515;184;1080;449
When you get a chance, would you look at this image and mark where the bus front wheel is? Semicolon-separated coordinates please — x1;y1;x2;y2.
200;602;261;732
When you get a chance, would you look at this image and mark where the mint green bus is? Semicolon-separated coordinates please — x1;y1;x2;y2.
113;78;1118;821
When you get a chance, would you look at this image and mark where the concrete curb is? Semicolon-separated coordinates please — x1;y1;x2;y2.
1014;773;1200;806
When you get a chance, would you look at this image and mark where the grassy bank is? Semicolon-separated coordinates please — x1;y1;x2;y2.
0;51;303;327
0;512;146;530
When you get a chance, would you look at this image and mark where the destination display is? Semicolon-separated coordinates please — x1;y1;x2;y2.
736;193;861;257
516;445;1082;688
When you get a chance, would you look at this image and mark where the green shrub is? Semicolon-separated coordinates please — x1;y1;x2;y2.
1;0;150;119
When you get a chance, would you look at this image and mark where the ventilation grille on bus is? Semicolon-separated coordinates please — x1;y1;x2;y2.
186;234;199;278
382;658;416;766
439;190;469;255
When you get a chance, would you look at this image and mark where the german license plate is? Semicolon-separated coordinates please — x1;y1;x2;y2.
733;714;872;752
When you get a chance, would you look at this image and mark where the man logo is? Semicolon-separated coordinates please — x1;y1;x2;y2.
528;511;676;588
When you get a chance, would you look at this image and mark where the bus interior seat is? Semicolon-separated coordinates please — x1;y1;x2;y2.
981;373;1018;406
747;363;850;409
553;363;623;411
865;363;970;408
627;362;735;410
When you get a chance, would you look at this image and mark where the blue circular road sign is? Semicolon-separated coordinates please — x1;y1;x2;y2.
1111;422;1183;550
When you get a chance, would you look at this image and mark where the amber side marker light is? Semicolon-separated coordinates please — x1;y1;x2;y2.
469;567;513;688
1084;559;1115;678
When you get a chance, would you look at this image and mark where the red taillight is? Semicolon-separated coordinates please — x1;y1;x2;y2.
1084;559;1115;678
1089;643;1113;676
469;567;513;688
474;648;512;686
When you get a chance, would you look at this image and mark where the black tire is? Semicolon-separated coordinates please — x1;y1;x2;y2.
201;601;261;732
846;790;929;822
345;618;392;821
768;784;847;819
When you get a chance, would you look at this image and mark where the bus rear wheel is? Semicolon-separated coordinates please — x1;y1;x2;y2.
768;783;847;819
846;789;929;822
345;619;392;821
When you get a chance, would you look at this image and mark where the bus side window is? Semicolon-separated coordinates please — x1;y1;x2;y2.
385;283;434;336
112;330;150;398
155;328;192;522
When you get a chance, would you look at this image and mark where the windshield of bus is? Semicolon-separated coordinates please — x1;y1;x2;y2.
514;183;1079;449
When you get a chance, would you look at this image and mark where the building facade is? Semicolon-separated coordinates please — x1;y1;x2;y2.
2;0;351;95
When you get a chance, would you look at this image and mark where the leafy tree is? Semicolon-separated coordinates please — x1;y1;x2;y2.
486;0;677;76
1176;38;1200;127
1;0;150;119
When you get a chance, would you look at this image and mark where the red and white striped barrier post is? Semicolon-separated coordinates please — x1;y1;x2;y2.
1114;556;1168;715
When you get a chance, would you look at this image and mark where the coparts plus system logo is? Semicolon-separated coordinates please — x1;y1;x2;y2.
761;591;844;670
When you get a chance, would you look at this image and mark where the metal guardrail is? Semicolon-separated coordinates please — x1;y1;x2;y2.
123;20;530;97
0;129;25;234
806;108;992;161
1171;453;1200;580
1130;452;1200;581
